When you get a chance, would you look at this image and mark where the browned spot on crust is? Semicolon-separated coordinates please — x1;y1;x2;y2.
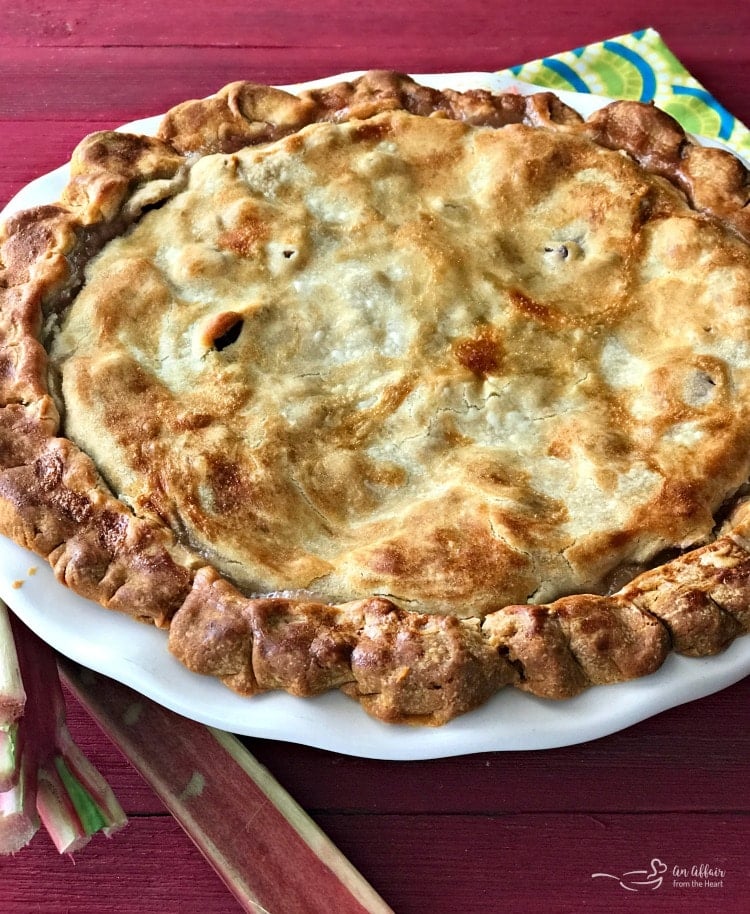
508;288;559;327
352;120;393;143
453;325;504;378
206;457;257;516
217;216;269;257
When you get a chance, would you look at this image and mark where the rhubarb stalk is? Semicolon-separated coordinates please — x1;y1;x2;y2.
0;727;38;854
60;658;394;914
0;600;39;852
0;602;25;725
0;601;127;854
0;724;18;791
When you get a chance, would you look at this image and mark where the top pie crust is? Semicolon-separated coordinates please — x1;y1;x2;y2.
2;71;750;725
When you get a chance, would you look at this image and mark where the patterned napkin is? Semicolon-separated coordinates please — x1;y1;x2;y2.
500;27;750;158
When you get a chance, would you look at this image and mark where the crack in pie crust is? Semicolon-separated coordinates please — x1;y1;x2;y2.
2;71;750;725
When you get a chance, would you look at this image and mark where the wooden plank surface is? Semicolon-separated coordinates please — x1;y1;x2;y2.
0;678;747;914
0;1;749;911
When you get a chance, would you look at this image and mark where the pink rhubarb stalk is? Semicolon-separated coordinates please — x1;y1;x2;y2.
0;601;37;851
60;658;394;914
0;601;127;854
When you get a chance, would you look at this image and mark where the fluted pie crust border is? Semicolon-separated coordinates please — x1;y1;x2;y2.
1;72;750;725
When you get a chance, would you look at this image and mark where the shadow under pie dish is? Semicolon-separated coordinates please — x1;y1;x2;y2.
1;71;750;728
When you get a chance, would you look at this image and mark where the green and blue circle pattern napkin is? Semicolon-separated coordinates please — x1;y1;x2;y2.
502;27;750;159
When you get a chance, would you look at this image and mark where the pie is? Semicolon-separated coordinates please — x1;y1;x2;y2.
2;71;750;725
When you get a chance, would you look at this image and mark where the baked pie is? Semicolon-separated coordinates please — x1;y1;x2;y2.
2;71;750;724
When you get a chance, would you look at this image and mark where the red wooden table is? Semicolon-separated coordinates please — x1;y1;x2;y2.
1;2;749;912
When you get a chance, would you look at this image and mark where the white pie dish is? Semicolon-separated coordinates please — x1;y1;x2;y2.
1;73;748;760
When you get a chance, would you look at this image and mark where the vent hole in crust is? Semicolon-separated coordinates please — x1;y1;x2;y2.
543;240;583;261
544;243;569;259
212;318;244;351
684;368;718;406
139;198;170;215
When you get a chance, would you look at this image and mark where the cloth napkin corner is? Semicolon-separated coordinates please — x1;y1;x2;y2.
502;26;750;158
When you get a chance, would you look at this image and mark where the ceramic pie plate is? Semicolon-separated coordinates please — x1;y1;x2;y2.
1;72;749;760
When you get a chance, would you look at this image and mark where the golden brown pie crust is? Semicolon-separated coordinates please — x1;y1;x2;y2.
2;71;750;725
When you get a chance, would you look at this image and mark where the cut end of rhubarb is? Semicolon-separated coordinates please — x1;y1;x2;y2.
0;815;39;855
0;600;128;857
